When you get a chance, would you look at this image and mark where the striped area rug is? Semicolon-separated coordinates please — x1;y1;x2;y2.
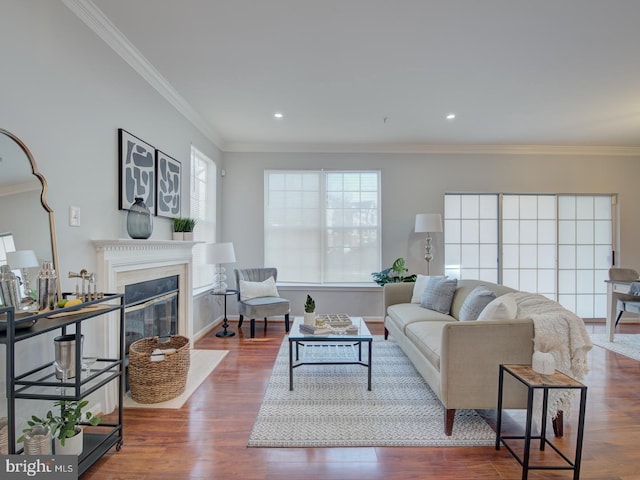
248;336;495;447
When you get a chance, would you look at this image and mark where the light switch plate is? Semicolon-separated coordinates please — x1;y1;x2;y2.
69;206;81;227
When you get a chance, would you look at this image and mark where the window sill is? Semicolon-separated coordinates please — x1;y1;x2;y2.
277;283;382;292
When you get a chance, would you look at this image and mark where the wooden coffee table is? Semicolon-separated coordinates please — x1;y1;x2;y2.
288;316;372;391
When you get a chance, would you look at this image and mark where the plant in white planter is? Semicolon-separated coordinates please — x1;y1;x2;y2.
21;400;101;456
172;217;186;240
172;217;198;240
182;217;197;240
304;294;316;326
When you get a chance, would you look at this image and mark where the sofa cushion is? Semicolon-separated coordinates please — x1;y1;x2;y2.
421;276;458;314
450;279;516;320
411;275;443;303
387;303;454;334
458;285;497;321
477;293;518;321
405;321;450;371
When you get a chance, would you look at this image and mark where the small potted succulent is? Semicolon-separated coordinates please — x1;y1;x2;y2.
304;294;316;326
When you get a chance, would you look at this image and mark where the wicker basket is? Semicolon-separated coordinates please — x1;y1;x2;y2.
129;335;190;403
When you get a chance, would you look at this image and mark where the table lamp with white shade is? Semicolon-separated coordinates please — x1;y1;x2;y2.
6;249;39;304
206;242;236;293
414;213;443;275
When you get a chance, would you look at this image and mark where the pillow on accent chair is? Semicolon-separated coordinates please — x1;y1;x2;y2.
411;274;443;303
420;276;458;314
476;293;518;321
239;276;279;301
458;285;497;321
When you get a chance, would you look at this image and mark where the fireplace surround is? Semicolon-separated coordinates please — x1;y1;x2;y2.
92;239;197;411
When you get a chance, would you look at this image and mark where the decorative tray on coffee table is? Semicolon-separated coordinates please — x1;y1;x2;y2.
316;314;352;327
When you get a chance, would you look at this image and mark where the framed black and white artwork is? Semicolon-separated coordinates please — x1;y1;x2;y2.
155;150;181;218
118;129;156;212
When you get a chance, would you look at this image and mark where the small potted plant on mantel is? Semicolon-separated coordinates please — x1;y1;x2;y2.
172;217;198;241
19;399;101;456
304;294;316;326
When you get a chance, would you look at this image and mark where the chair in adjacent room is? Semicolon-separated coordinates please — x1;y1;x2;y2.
234;268;290;338
609;268;640;327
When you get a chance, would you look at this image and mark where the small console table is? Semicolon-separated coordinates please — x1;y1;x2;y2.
210;289;237;338
496;364;587;480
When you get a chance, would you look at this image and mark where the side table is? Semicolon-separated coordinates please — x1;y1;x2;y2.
496;364;587;480
210;289;237;338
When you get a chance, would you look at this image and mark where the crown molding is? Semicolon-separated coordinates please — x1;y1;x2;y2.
60;1;640;158
62;0;224;150
223;142;640;156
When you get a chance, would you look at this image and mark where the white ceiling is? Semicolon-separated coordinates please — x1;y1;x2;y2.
85;0;640;151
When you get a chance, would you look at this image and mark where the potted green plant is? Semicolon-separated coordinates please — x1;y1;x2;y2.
20;400;101;456
304;294;316;326
371;257;417;286
172;217;198;240
172;217;186;240
182;217;198;240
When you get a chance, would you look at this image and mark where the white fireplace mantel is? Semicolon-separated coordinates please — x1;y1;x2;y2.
92;239;197;340
92;239;197;413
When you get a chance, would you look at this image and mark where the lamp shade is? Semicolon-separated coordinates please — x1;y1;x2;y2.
414;214;442;233
6;250;39;269
206;242;236;264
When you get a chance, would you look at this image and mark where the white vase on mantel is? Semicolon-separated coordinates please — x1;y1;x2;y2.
172;231;184;241
303;312;316;326
183;232;194;241
532;350;555;375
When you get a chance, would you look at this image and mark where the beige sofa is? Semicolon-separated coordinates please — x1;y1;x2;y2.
383;279;540;436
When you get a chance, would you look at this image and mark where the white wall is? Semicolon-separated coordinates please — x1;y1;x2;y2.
0;1;224;422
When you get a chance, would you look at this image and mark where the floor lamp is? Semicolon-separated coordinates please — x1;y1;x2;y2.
414;214;442;275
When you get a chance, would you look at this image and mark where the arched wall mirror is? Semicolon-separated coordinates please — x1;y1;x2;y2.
0;128;61;306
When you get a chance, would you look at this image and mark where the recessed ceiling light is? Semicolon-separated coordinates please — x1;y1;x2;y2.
446;113;456;120
274;112;284;119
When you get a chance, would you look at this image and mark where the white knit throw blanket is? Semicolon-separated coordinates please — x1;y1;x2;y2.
509;292;592;427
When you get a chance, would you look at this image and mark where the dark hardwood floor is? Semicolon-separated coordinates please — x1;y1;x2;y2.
83;321;640;480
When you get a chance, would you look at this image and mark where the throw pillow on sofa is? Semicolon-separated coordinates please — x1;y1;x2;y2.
239;276;280;301
411;274;444;303
458;285;496;321
420;276;458;314
476;293;518;321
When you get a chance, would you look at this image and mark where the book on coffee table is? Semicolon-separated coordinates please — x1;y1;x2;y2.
299;324;332;335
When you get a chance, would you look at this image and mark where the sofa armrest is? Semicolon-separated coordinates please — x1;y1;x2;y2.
440;319;534;409
383;282;415;314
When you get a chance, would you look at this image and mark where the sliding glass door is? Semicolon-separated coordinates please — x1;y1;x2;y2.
444;193;614;318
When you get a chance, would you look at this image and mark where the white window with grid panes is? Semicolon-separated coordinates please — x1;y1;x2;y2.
264;170;381;283
190;147;216;290
557;195;612;318
0;233;16;266
444;193;614;318
502;194;557;299
444;194;498;283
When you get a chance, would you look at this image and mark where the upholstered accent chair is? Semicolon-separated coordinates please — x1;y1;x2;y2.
234;268;290;338
609;268;640;327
